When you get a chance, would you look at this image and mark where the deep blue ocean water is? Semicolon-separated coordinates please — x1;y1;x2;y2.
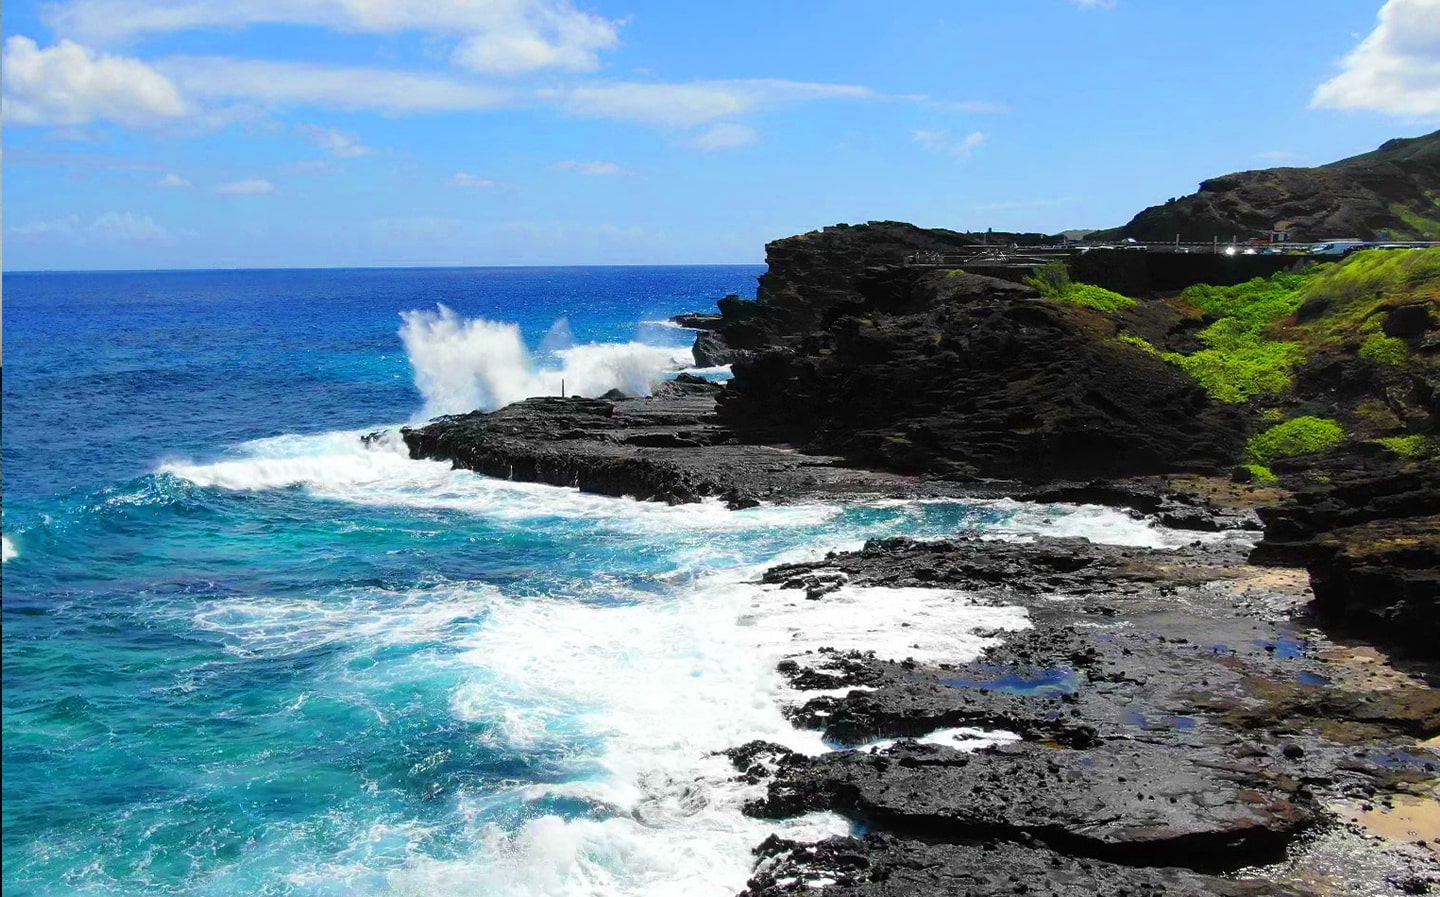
2;266;1193;896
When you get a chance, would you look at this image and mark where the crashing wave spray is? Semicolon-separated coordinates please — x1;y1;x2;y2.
399;304;692;420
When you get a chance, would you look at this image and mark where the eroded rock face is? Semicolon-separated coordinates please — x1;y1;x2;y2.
740;834;1315;897
718;269;1246;481
1252;446;1440;658
1101;130;1440;242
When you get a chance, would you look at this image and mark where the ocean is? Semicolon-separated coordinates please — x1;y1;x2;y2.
2;266;1203;896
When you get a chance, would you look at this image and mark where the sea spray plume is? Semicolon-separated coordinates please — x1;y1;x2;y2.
539;316;575;355
399;304;695;419
400;305;532;418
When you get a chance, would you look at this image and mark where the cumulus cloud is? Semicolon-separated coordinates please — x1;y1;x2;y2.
216;178;274;194
554;160;626;175
1312;0;1440;117
1;35;189;126
45;0;623;75
296;123;372;157
913;129;987;157
451;173;497;188
9;210;174;243
158;172;192;188
684;123;758;151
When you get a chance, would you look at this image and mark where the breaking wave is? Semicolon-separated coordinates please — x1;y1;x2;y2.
399;305;692;420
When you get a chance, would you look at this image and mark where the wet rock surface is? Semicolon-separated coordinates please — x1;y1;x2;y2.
735;535;1440;895
397;379;970;507
1252;446;1440;659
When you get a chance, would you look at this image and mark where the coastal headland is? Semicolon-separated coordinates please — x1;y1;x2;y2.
400;138;1440;895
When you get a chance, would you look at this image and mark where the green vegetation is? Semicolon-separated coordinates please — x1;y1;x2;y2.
1246;416;1344;464
1243;463;1278;484
1063;283;1136;312
1389;202;1440;239
1025;260;1072;298
1359;332;1410;365
1116;333;1160;355
1026;260;1135;312
1181;272;1311;331
1374;434;1436;459
1162;319;1304;403
1157;249;1438;405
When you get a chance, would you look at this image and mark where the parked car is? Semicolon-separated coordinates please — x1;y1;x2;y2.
1309;240;1368;256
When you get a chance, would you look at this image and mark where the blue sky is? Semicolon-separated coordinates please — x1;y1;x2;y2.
4;0;1438;270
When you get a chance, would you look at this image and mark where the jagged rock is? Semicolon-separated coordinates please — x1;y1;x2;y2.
739;834;1317;897
718;268;1245;481
1098;130;1440;242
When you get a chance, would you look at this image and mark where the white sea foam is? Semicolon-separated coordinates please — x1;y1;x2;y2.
2;535;16;563
159;428;831;534
392;568;1023;895
399;304;693;419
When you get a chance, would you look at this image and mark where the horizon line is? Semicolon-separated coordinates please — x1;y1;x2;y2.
3;261;768;276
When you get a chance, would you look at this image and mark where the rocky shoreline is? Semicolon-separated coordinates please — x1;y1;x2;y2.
396;218;1438;894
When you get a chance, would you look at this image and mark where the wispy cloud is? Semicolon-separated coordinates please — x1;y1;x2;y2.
295;124;371;158
1069;0;1118;8
160;56;514;115
1312;0;1440;117
553;160;627;175
451;173;497;188
216;178;274;195
684;123;758;151
9;210;175;243
1256;151;1297;161
913;129;987;158
544;79;874;128
157;172;191;188
1;36;189;126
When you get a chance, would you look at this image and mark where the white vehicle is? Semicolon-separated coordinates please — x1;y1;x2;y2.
1309;240;1368;256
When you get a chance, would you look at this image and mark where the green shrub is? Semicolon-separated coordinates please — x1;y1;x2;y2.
1243;463;1278;484
1359;332;1410;365
1246;416;1344;464
1162;319;1304;403
1025;261;1071;298
1063;283;1136;312
1374;434;1436;459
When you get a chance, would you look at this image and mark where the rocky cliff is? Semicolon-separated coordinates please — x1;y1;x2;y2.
1100;130;1440;242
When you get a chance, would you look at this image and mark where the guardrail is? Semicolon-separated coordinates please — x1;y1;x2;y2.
904;241;1440;266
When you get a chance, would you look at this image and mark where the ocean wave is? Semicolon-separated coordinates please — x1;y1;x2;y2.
158;428;835;533
2;535;16;563
400;304;694;419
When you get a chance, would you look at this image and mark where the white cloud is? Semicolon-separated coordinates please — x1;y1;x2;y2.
45;0;623;75
553;159;626;175
913;129;987;157
452;173;497;188
160;57;514;114
1;35;189;126
296;123;372;157
1312;0;1440;117
216;178;274;195
684;123;758;151
1069;0;1117;8
545;79;874;127
9;210;174;243
158;172;192;188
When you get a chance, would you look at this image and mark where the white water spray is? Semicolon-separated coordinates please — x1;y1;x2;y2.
398;305;692;420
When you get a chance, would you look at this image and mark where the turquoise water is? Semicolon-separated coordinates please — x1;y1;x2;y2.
2;267;1190;896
